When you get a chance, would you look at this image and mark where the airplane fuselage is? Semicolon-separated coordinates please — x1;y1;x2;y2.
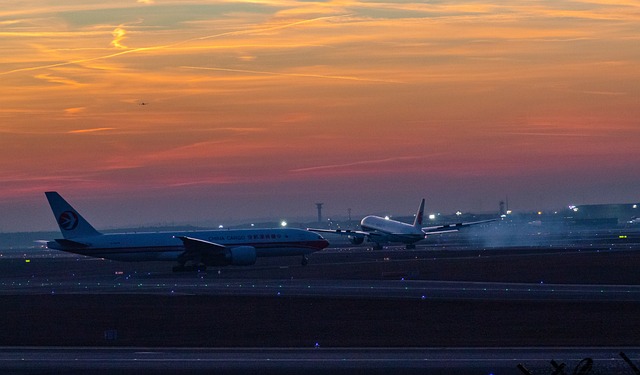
360;215;424;245
47;228;328;262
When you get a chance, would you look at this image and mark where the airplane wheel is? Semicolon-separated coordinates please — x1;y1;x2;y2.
197;265;207;273
173;264;199;272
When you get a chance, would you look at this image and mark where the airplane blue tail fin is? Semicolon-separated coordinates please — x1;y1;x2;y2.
413;198;425;228
45;192;101;239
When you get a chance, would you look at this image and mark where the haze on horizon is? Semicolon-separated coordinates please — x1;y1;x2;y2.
1;1;639;232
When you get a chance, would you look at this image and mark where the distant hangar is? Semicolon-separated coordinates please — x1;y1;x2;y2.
567;203;639;225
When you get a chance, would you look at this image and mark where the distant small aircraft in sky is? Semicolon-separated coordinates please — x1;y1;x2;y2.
309;198;496;250
45;192;329;272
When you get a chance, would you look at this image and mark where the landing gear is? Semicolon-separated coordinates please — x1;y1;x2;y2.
173;251;208;272
301;255;308;266
172;264;190;272
373;243;383;250
406;244;416;250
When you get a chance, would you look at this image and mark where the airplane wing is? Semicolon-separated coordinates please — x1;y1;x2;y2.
307;228;370;236
174;236;257;266
307;228;371;245
422;218;497;233
175;236;226;253
308;228;427;239
420;229;459;236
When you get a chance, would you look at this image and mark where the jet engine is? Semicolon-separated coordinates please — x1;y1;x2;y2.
226;246;257;265
203;246;257;266
348;235;365;245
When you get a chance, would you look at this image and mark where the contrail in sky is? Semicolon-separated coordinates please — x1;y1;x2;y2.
503;132;605;137
290;156;427;173
67;127;115;134
0;15;351;76
182;66;403;84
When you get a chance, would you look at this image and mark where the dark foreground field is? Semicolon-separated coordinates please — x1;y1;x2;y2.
3;241;640;348
3;294;640;347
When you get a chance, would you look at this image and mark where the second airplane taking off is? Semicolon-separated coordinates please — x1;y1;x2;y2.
309;199;495;250
45;192;329;272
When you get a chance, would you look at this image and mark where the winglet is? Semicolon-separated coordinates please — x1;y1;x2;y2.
413;198;425;228
45;192;101;239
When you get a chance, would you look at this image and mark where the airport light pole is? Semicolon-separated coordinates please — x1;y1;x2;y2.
315;203;323;223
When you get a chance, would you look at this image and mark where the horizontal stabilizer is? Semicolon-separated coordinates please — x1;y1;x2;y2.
54;238;91;248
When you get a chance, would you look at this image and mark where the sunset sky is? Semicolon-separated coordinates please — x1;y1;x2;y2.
1;0;639;232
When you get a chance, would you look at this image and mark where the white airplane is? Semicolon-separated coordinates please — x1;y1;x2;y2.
45;192;329;272
308;198;496;250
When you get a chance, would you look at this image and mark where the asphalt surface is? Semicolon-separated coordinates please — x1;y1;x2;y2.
2;347;640;375
2;231;640;374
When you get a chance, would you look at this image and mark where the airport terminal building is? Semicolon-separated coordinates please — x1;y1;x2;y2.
566;203;639;226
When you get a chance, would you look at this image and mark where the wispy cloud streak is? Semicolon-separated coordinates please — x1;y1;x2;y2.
0;14;351;76
34;73;83;87
181;66;403;84
290;156;428;173
68;128;116;134
111;26;128;49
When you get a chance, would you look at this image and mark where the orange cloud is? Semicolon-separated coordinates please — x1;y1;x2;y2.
35;73;83;87
64;107;86;115
111;27;128;49
1;0;639;218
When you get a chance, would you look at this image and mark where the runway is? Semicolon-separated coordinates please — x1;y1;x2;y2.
2;244;640;301
3;272;640;302
2;240;640;373
2;347;640;375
